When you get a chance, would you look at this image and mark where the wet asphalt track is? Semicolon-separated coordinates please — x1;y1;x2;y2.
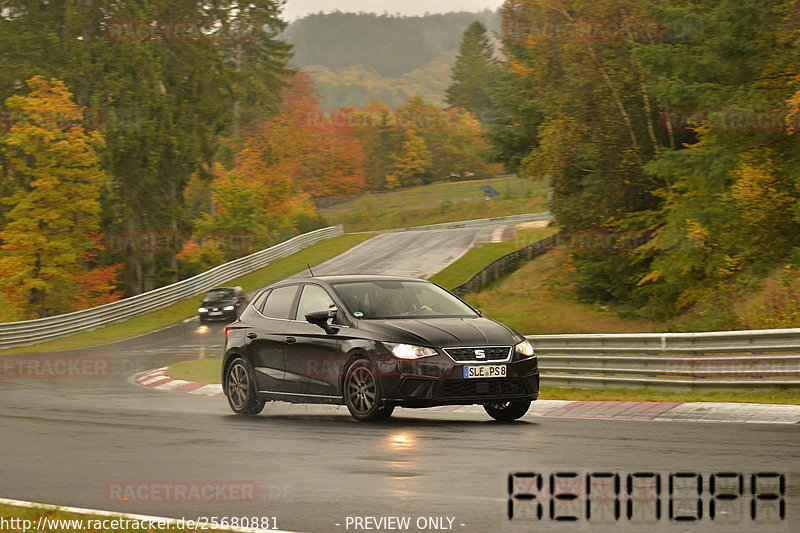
295;227;482;279
1;228;798;533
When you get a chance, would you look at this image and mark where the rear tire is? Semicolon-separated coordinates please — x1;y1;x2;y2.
225;357;266;415
344;359;392;422
484;399;531;421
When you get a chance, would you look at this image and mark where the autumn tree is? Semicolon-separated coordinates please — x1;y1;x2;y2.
179;177;267;275
348;99;407;190
0;0;292;296
353;95;497;188
385;129;433;189
180;72;365;269
0;77;121;319
494;0;800;327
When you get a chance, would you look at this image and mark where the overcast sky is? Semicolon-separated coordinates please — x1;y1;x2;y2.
282;0;504;21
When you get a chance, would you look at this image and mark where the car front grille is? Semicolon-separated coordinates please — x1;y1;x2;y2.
436;378;526;398
443;346;511;362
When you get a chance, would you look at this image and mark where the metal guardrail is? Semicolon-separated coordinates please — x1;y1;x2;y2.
448;232;800;390
526;330;800;390
0;225;344;349
364;211;552;234
452;233;558;297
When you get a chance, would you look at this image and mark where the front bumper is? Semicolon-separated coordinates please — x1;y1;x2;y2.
200;310;237;321
378;352;539;408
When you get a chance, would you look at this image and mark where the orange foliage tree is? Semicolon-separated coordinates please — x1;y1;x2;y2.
0;77;122;319
180;73;366;271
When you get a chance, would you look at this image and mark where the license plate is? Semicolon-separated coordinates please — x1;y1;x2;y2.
209;311;222;316
463;365;506;379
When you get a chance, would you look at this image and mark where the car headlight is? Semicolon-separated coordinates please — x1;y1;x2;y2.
383;343;438;359
223;305;235;311
515;340;535;357
198;307;208;313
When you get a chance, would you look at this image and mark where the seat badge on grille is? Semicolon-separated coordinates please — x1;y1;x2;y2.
474;349;486;359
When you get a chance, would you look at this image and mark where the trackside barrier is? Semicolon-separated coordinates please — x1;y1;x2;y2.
364;211;553;233
527;330;800;390
0;226;343;349
451;233;558;297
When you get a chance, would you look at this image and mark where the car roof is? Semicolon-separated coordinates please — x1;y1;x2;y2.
267;274;428;288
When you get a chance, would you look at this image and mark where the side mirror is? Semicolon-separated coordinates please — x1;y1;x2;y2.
476;309;483;316
305;308;339;334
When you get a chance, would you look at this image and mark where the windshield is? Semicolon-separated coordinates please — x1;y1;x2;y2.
331;280;477;319
203;289;235;301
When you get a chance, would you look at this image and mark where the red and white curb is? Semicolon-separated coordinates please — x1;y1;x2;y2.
134;367;800;424
136;367;224;397
489;226;506;243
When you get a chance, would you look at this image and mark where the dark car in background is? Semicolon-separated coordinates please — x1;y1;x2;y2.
222;275;539;422
198;286;246;323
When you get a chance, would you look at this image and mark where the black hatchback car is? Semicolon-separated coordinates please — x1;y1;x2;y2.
222;275;539;422
198;286;245;322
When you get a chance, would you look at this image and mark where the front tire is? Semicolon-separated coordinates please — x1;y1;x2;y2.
344;359;392;422
225;357;266;415
484;399;531;421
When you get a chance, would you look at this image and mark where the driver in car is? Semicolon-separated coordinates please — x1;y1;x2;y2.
379;291;432;317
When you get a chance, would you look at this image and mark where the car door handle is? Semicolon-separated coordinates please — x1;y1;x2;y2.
246;332;257;339
285;336;296;344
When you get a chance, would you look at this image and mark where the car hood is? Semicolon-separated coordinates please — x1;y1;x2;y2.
355;317;524;348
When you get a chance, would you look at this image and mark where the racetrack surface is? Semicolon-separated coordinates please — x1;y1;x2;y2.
1;226;798;532
293;228;482;279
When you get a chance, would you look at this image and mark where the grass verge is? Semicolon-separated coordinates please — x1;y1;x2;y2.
539;386;800;405
164;359;798;405
464;246;664;334
319;175;533;218
166;358;222;383
430;227;557;289
0;233;372;355
322;177;548;233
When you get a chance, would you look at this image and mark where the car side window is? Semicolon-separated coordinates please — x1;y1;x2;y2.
295;284;336;321
261;285;299;319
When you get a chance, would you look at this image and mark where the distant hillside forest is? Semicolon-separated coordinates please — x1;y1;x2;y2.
282;11;501;109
